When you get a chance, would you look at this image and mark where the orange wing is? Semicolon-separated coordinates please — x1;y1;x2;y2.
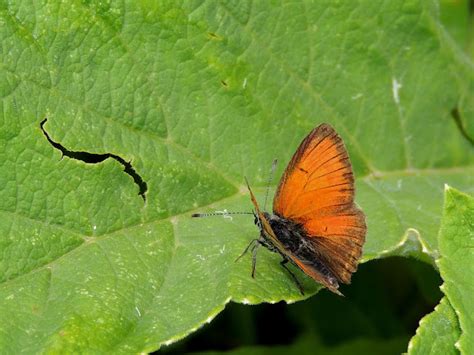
273;123;366;284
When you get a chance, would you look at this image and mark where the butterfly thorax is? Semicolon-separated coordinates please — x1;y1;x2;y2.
259;212;338;288
262;212;308;253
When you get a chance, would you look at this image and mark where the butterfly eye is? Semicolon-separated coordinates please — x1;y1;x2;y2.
252;212;262;229
253;215;259;226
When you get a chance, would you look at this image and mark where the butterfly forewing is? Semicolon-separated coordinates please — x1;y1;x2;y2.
273;123;366;285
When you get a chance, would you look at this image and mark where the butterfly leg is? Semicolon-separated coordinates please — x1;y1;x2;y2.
235;238;259;263
280;258;305;295
250;240;261;278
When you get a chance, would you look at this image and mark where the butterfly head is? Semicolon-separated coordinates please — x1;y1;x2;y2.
252;210;273;229
253;211;260;228
252;210;267;232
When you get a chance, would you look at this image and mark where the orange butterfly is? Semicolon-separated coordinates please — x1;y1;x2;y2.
194;123;366;295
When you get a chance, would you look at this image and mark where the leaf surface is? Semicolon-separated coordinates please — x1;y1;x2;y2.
408;297;460;355
0;0;473;352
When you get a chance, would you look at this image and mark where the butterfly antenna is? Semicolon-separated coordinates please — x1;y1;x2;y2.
191;210;253;218
263;159;278;211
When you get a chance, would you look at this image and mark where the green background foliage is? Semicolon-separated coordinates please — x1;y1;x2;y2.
0;0;472;353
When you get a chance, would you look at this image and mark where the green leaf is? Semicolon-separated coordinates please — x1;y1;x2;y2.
0;0;473;352
408;186;473;354
408;297;460;355
436;186;474;353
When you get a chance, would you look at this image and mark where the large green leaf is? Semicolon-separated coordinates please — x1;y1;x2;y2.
0;0;473;352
